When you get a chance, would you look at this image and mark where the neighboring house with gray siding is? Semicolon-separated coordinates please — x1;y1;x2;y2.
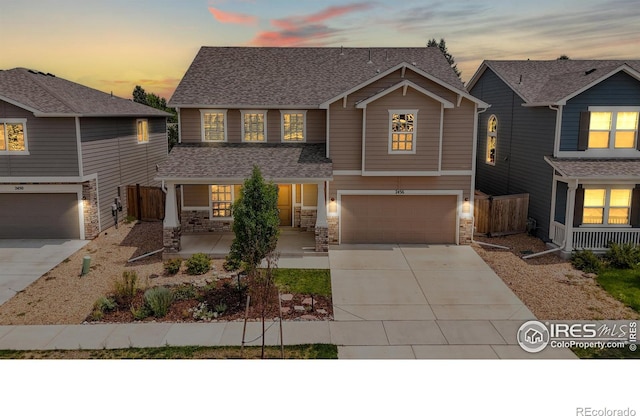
468;60;640;256
0;68;169;239
159;47;488;254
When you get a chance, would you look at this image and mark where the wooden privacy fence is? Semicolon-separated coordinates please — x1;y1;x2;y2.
474;192;529;236
127;185;165;221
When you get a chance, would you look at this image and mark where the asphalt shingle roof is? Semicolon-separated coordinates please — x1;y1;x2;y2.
477;60;640;104
0;68;170;117
169;47;465;107
546;157;640;179
156;143;332;181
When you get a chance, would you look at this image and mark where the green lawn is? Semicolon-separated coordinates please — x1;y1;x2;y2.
273;269;331;297
597;268;640;312
0;344;338;359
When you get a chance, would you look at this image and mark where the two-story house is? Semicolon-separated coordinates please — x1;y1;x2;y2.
468;60;640;256
0;68;169;239
158;47;488;254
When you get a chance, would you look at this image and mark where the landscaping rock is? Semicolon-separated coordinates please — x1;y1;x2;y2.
280;307;291;314
316;308;327;315
280;293;293;301
293;305;305;312
302;297;313;305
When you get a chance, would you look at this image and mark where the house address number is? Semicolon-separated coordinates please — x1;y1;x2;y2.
395;189;405;195
14;186;24;190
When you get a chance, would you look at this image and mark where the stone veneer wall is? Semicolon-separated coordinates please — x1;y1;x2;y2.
300;208;317;231
315;227;328;252
82;179;100;239
181;210;232;233
327;216;339;244
163;226;181;253
459;218;473;245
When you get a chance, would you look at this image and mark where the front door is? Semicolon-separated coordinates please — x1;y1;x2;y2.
277;184;292;226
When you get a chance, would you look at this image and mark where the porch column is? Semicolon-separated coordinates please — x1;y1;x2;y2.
564;181;577;253
163;181;181;254
314;181;329;252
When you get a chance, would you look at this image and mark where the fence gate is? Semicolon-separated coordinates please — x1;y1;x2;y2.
127;184;165;221
474;192;529;236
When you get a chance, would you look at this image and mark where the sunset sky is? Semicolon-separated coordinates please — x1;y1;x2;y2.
3;0;639;100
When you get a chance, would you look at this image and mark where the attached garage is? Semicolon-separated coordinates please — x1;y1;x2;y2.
0;193;81;239
340;194;458;244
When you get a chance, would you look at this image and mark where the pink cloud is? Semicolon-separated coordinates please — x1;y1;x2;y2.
208;7;257;25
249;2;374;46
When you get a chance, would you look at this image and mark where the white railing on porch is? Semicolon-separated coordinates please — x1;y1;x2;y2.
573;227;640;250
551;222;565;246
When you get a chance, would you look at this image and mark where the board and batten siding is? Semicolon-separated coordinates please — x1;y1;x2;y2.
81;117;167;230
560;72;640;151
179;108;326;144
470;68;557;241
0;100;79;177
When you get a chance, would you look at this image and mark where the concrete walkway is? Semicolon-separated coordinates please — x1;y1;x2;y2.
0;244;576;359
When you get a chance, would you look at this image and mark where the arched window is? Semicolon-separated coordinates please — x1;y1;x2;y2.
486;115;497;165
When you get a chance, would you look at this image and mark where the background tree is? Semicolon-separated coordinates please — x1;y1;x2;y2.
132;85;179;150
225;166;280;273
427;38;461;78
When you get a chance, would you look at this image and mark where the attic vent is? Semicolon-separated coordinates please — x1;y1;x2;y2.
340;45;344;56
367;49;372;64
585;68;597;75
46;73;55;77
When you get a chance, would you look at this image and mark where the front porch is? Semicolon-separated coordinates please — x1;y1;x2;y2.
551;221;640;253
163;228;326;260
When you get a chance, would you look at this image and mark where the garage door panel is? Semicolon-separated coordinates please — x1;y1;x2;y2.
341;194;457;244
0;193;80;239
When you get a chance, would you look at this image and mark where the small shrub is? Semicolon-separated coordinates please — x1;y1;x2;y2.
604;242;640;269
172;284;197;301
213;302;228;315
130;304;151;320
124;215;138;224
571;250;602;273
93;296;116;313
163;258;182;275
113;271;139;306
186;253;211;275
190;302;216;321
144;287;174;318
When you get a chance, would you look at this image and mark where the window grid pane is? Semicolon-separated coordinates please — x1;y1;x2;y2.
211;185;232;217
283;113;304;141
0;125;5;151
137;120;148;143
391;113;414;152
7;123;25;151
244;113;265;142
204;113;225;142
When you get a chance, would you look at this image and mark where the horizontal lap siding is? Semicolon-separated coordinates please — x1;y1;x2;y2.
561;72;640;151
82;117;167;230
330;175;472;200
0;100;78;176
365;88;440;171
183;184;209;207
442;100;474;170
180;108;201;143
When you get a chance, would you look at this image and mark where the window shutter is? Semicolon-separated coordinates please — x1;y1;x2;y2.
577;112;590;151
573;185;584;227
631;186;640;227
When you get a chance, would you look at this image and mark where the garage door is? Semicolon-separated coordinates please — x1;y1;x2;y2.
0;193;80;239
341;194;457;244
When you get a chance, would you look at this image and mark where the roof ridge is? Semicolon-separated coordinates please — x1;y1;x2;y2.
22;68;79;113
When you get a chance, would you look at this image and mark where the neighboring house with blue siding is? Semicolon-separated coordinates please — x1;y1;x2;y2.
0;68;169;239
468;60;640;256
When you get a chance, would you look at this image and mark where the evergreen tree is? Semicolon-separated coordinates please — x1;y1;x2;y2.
427;38;461;78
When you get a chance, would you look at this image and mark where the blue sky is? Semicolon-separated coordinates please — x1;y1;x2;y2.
2;0;639;99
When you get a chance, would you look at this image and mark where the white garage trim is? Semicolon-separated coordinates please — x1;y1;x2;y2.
0;184;85;240
336;189;463;244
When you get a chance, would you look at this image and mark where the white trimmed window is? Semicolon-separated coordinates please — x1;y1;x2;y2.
0;119;28;153
211;185;233;218
486;115;497;165
241;111;267;142
389;110;417;154
583;187;632;225
201;110;227;142
136;119;149;143
281;111;306;142
588;109;639;150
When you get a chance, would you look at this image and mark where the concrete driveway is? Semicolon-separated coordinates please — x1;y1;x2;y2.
0;239;88;305
329;244;576;359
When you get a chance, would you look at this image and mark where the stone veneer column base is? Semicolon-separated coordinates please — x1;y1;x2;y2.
459;218;473;245
82;179;100;239
327;216;339;244
163;226;182;253
315;226;328;252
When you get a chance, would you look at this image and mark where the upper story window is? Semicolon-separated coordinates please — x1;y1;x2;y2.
582;187;632;225
201;110;227;142
586;109;639;150
242;111;267;142
281;111;306;142
0;119;27;153
137;119;149;143
486;115;497;165
389;110;417;154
